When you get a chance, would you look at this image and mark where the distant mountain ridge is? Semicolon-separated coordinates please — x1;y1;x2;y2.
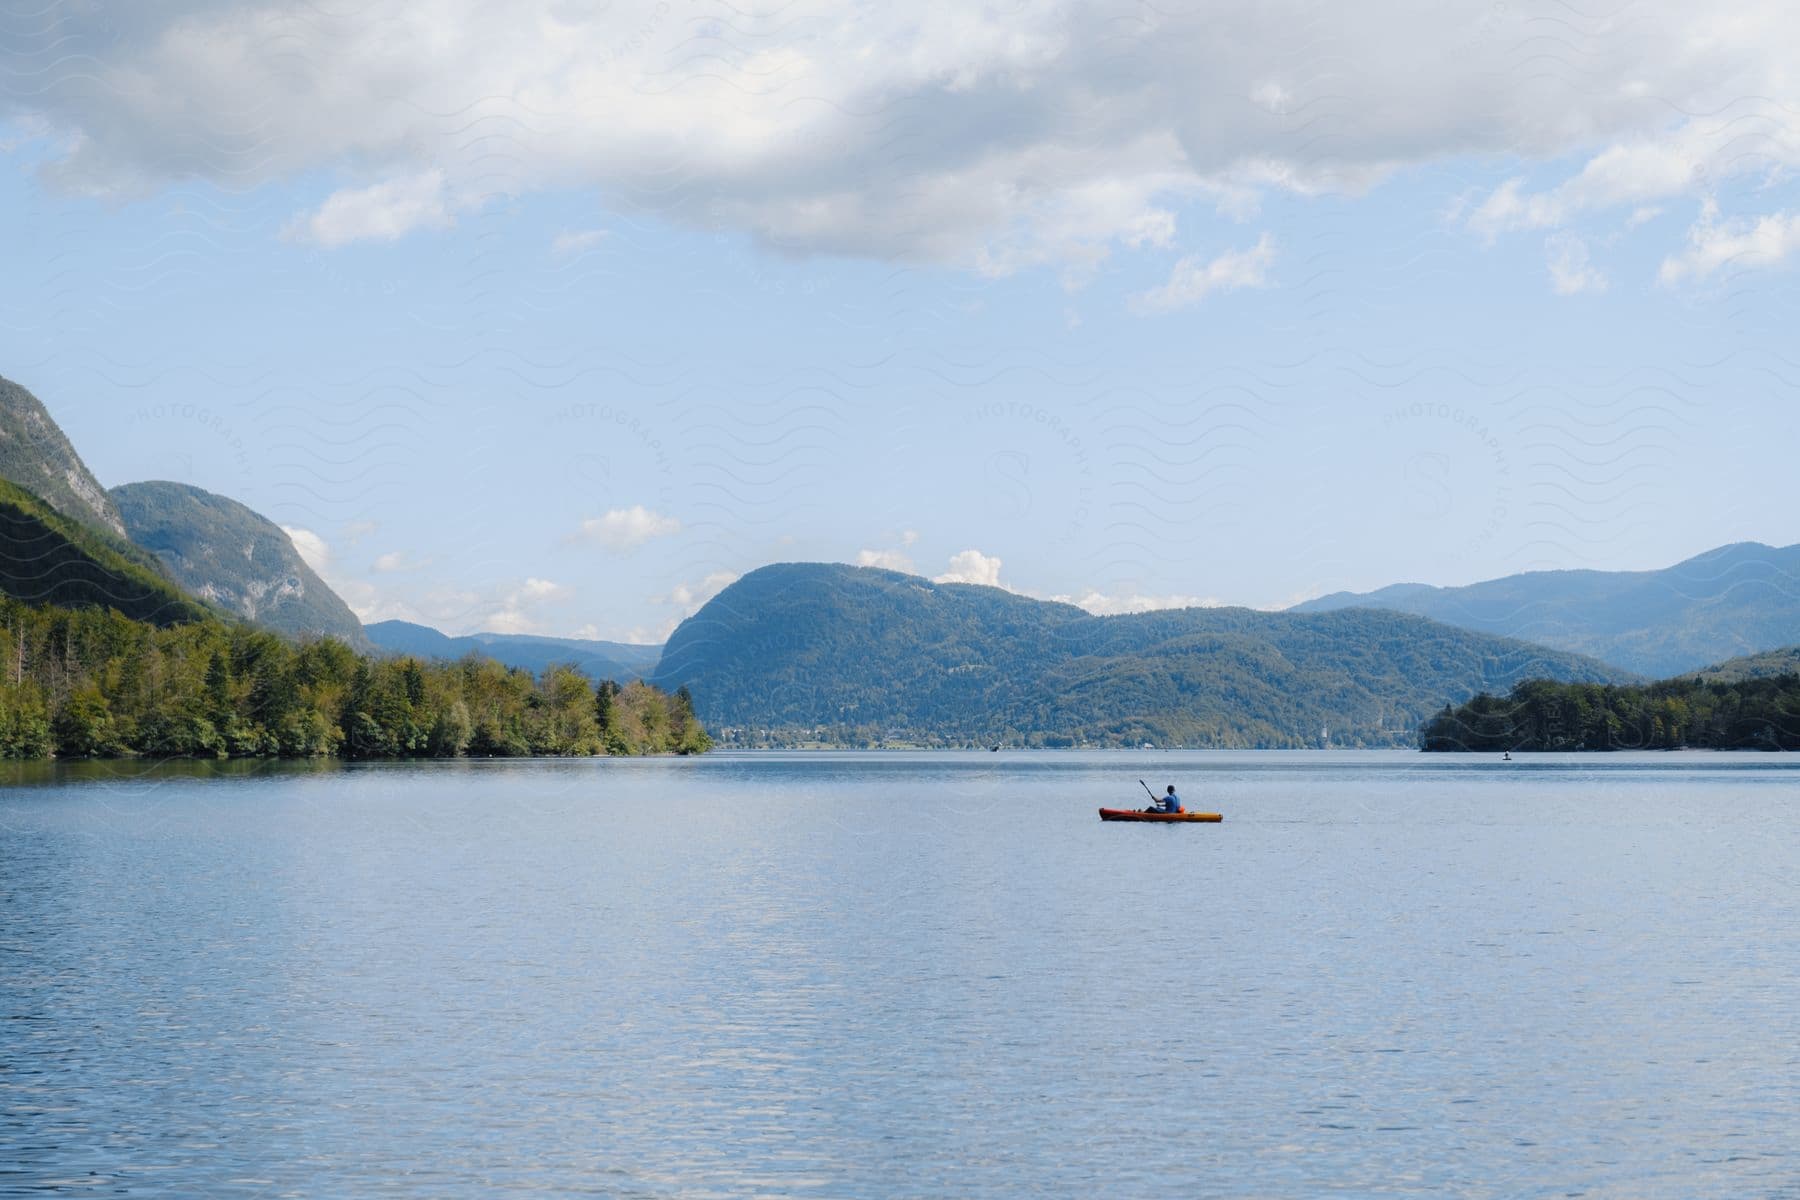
650;562;1631;748
365;620;662;681
112;481;370;650
1292;542;1800;677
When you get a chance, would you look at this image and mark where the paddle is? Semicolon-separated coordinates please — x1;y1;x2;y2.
1139;779;1159;811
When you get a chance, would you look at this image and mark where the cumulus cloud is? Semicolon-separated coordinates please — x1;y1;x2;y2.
573;505;682;551
935;549;1006;588
372;550;429;572
282;169;454;246
660;570;740;615
1131;233;1275;313
857;548;917;572
1546;232;1606;295
552;228;608;255
1050;590;1222;615
12;2;1800;271
1658;206;1800;284
281;525;331;572
482;577;572;634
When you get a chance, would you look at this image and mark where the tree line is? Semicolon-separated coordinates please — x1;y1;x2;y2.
1419;675;1800;751
0;597;710;759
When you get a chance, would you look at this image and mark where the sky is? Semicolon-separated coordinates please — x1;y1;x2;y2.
4;1;1800;643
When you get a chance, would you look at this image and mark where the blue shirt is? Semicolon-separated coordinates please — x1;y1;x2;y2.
1161;791;1183;813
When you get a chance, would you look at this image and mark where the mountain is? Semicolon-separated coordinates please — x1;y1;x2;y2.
111;481;370;649
365;620;662;681
0;374;128;538
0;477;210;626
1683;645;1800;684
649;562;1631;748
1291;542;1800;677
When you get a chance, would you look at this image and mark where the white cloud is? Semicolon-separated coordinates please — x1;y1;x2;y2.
480;577;572;635
857;548;917;572
372;550;428;572
18;3;1800;272
553;228;608;255
660;570;740;615
1467;116;1800;242
282;169;454;247
281;525;331;573
935;549;1006;588
512;577;568;603
1130;234;1275;313
573;505;682;551
1658;207;1800;285
1050;590;1222;615
1546;232;1606;295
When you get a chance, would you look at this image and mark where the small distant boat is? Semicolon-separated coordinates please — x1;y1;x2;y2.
1099;808;1222;823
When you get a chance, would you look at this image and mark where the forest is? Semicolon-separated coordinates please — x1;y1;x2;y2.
1419;675;1800;751
0;596;709;760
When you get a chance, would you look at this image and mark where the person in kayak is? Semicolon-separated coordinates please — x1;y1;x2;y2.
1154;785;1184;814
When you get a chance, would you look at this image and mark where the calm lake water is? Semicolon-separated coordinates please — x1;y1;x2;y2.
3;751;1796;1198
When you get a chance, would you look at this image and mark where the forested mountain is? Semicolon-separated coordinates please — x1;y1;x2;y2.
112;481;370;650
650;563;1632;748
1421;675;1800;752
1292;542;1800;677
365;621;662;680
0;375;128;537
0;477;210;626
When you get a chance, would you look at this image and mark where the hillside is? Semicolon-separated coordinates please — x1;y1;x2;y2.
1421;675;1800;752
1683;645;1800;684
112;481;370;650
365;620;662;681
0;478;210;626
0;374;127;537
1292;542;1800;677
650;563;1632;748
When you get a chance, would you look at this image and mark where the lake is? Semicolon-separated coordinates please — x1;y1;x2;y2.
2;751;1796;1197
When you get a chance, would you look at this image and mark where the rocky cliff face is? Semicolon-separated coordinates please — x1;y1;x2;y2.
111;480;371;648
0;374;128;537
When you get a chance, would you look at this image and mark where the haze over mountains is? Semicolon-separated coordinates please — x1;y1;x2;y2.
364;621;660;682
1292;542;1800;677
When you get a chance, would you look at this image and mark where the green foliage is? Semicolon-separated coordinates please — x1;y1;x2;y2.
1684;644;1800;683
0;478;212;626
0;595;711;761
111;480;371;648
1420;674;1800;751
652;563;1629;749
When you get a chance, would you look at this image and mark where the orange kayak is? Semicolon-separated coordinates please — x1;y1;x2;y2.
1098;808;1222;823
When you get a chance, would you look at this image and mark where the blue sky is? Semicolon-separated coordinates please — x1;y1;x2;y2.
4;2;1800;641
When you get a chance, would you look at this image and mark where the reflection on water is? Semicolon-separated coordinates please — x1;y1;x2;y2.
2;752;1796;1197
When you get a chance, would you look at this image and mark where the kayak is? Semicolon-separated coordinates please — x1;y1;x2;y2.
1098;808;1222;823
